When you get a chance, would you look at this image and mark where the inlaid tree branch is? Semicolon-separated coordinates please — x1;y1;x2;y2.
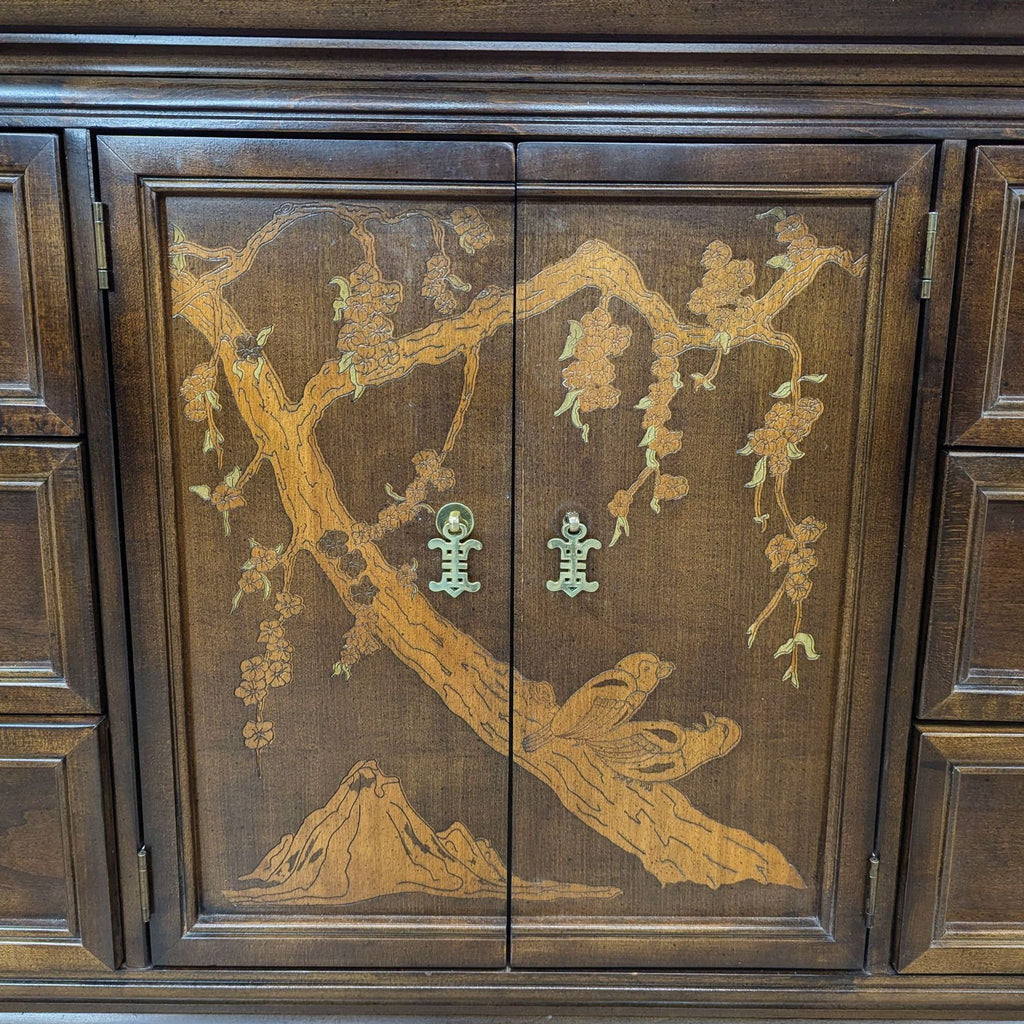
168;199;865;892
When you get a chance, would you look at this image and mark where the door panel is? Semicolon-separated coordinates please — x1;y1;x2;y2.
511;142;933;968
99;136;517;967
0;134;80;436
0;442;100;713
921;454;1024;720
899;727;1024;973
948;146;1024;447
0;719;117;971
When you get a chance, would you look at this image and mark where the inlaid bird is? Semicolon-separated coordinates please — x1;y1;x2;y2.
521;652;741;784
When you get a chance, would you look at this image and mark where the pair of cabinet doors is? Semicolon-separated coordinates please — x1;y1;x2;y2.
100;136;933;970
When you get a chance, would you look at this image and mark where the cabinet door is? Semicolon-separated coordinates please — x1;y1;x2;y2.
899;727;1024;973
0;134;80;436
0;719;117;971
0;443;100;713
921;454;1024;719
99;136;516;967
511;142;933;968
948;147;1024;446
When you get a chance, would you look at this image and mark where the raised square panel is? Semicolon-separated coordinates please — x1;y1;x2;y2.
899;727;1024;973
921;454;1024;720
0;443;100;713
0;134;80;436
0;719;117;972
948;146;1024;446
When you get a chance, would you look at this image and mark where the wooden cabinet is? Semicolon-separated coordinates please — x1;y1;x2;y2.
0;443;100;714
899;727;1024;973
0;719;117;971
921;454;1024;720
510;142;932;968
4;20;1024;1017
0;134;80;436
949;147;1024;447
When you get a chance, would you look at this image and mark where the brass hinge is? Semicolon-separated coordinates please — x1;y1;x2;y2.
920;210;938;299
92;201;110;290
865;852;880;927
137;845;151;923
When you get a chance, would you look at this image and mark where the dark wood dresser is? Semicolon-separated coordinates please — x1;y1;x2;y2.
0;3;1023;1019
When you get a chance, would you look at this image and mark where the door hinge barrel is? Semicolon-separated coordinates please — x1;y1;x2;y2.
137;845;151;923
865;852;880;926
920;210;938;299
92;201;110;290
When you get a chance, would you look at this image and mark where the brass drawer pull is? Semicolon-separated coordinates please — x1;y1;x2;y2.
428;502;481;597
547;511;601;596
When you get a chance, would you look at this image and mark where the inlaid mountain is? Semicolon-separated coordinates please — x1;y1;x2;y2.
224;759;622;905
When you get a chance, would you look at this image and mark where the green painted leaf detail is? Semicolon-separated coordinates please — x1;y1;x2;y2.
782;665;799;688
458;235;475;255
553;389;582;417
253;356;265;384
794;632;821;661
329;276;351;319
581;422;590;443
559;320;584;360
800;372;827;384
786;442;804;460
384;482;404;502
224;465;242;488
189;484;212;501
712;330;732;353
202;430;214;455
771;380;793;399
338;351;354;374
645;446;659;470
650;496;661;513
766;254;795;271
206;389;221;412
222;510;232;536
737;442;755;455
756;207;787;221
262;575;272;600
446;273;472;293
634;395;652;409
638;425;658;447
255;325;274;347
231;589;243;612
774;637;796;659
744;455;768;489
232;361;244;380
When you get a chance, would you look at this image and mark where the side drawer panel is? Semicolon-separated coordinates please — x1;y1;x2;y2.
0;442;100;714
921;453;1024;720
0;718;118;972
899;727;1024;973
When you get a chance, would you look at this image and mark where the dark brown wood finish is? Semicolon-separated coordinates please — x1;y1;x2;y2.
0;718;117;972
920;454;1024;720
62;127;148;965
899;726;1024;974
948;147;1024;447
867;139;968;973
0;11;1022;1019
510;143;933;969
98;135;517;969
0;0;1021;39
0;133;79;436
0;442;99;713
